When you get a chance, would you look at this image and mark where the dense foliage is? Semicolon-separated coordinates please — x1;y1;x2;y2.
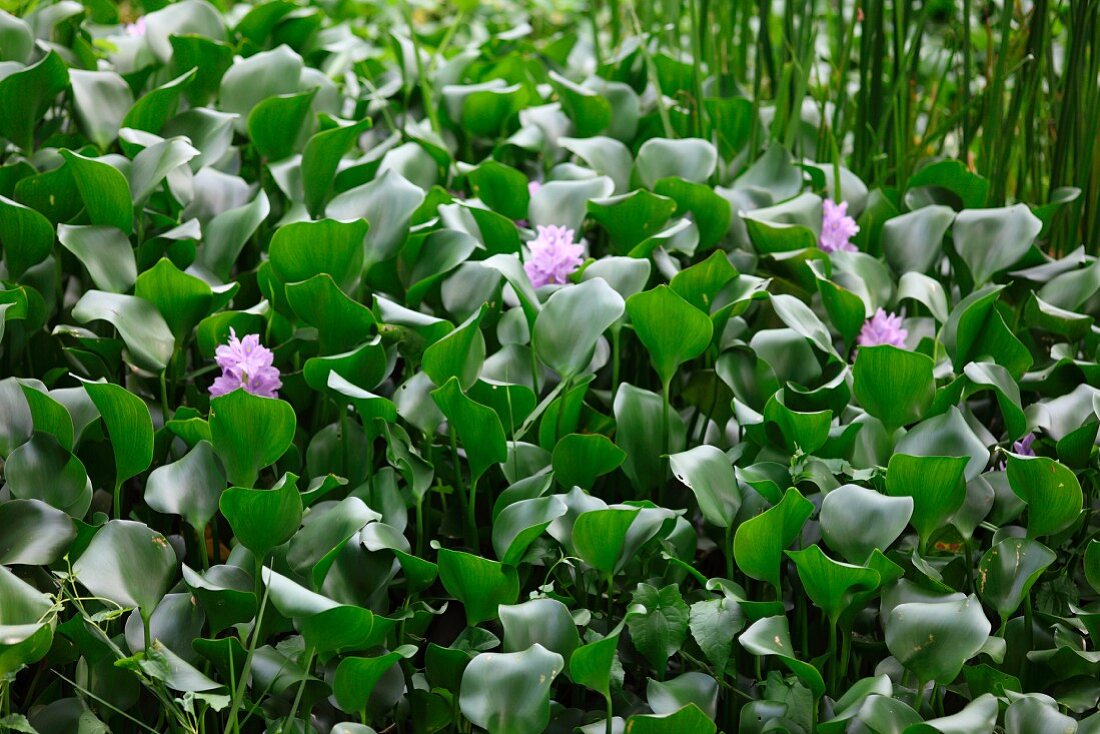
1;1;1099;733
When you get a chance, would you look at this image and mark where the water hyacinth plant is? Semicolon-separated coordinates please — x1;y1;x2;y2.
0;0;1098;733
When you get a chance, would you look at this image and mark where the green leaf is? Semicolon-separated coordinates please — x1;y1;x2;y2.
2;433;91;518
73;520;176;618
0;194;54;280
0;51;68;152
614;383;685;496
560;136;634;195
881;205;955;274
286;273;378;354
303;340;389;396
627;583;690;677
327;169;425;268
437;548;519;626
84;380;153;491
430;377;507;482
549;72;610;137
0;10;33;63
534;279;625;379
0;565;54;676
587;190;677;253
734;488;814;595
1085;540;1100;595
198;190;270;281
885;595;990;684
573;508;639;576
134;258;214;345
219;472;302;558
247;88;316;161
739;615;825;698
466;159;530;219
492;496;567;566
422;307;486;390
71;291;175;373
976;537;1055;626
655;177;733;251
129;136;199;205
69;69;132;150
333;646;416;714
0;499;76;566
209;389;296;488
144;441;225;530
953;204;1042;286
287;497;379;585
625;704;716;734
943;286;1032;379
218;44;303;127
270;218;367;295
634;138;717;189
551;433;626;490
886;454;967;549
688;596;744;678
122;69;196;135
669;250;739;313
626;286;713;386
499;598;580;663
669;445;741;528
820;484;913;564
57;224;136;294
786;545;880;624
59;150;133;234
853;345;936;429
459;644;564;734
647;673;718;718
302;118;373;217
529;177;615;232
895;407;991;481
1005;454;1083;538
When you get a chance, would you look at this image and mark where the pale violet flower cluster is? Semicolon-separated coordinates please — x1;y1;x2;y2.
124;17;146;36
524;225;584;288
857;309;907;348
210;329;282;398
820;199;859;253
1012;432;1036;456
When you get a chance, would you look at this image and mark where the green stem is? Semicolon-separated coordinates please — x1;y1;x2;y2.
605;693;614;734
142;610;152;653
659;377;671;504
467;476;480;549
401;0;443;136
160;368;170;421
113;480;123;520
282;646;315;733
223;556;271;734
827;617;838;696
195;523;209;571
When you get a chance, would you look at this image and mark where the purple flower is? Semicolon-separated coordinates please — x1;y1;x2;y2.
209;328;282;398
124;17;146;36
820;199;859;254
528;180;541;198
1012;432;1036;456
524;225;584;288
857;309;908;348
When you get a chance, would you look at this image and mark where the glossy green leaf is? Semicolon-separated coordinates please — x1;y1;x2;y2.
437;548;520;626
209;389;296;487
626;286;713;386
1005;454;1083;538
73;520;176;618
459;644;563;734
219;472;302;558
734;488;814;594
